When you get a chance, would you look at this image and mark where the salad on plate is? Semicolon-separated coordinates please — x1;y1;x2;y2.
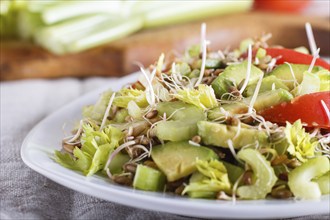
54;23;330;201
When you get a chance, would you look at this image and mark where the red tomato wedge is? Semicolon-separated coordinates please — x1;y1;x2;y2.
259;92;330;129
254;0;310;12
266;48;330;70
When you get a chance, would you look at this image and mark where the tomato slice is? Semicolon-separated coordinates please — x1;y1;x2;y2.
254;0;311;12
266;48;330;70
259;92;330;129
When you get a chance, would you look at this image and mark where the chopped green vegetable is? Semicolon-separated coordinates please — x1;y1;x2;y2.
314;172;330;195
211;61;264;98
284;120;319;163
291;71;320;97
174;84;218;109
288;156;329;199
237;149;277;200
55;125;123;176
183;159;231;197
151;141;218;181
133;165;166;192
198;121;268;149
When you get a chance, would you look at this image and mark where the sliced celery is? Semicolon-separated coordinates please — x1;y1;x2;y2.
133;165;166;192
18;11;44;39
144;1;252;28
113;109;128;123
68;17;143;53
288;156;329;199
127;100;142;119
237;149;277;199
314;172;330;195
41;1;125;24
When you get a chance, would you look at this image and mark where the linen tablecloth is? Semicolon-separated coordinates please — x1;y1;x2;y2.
0;77;329;220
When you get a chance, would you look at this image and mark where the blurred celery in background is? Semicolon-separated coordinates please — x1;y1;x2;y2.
0;0;252;55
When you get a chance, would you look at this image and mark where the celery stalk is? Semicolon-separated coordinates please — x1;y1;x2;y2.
17;11;44;39
34;14;116;54
41;1;126;24
288;156;329;199
133;165;166;192
26;0;58;12
314;172;330;195
144;1;253;28
67;17;143;53
237;149;277;200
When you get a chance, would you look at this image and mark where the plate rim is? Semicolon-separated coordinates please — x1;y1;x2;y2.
21;73;330;219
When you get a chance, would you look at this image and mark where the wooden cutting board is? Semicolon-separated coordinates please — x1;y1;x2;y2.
1;12;329;81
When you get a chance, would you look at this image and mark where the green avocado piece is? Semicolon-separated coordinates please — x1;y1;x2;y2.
208;89;293;120
211;61;263;98
197;121;268;149
269;64;322;90
156;101;205;121
156;121;200;142
244;75;289;97
151;141;218;182
155;101;205;141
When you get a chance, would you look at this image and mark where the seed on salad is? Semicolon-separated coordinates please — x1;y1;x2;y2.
242;170;253;185
123;163;137;173
145;110;158;119
62;143;74;153
271;155;287;166
278;172;289;181
125;115;133;122
204;69;213;77
174;185;185;195
287;159;301;168
191;135;201;144
144;160;158;170
132;121;149;137
113;174;132;186
271;186;292;199
213;69;224;76
139;136;151;145
148;116;161;124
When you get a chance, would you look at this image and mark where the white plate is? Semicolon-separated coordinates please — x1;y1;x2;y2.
21;73;330;219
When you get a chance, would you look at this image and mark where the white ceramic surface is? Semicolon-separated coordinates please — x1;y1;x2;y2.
21;73;330;219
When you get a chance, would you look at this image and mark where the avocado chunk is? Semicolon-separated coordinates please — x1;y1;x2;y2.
211;61;263;98
155;101;205;141
156;101;205;121
244;75;289;97
151;141;218;181
269;64;322;90
208;89;293;120
197;121;268;149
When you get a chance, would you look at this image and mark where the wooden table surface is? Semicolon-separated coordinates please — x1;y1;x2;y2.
1;12;329;81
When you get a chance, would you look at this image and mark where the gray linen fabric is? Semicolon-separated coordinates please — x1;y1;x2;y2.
0;78;329;220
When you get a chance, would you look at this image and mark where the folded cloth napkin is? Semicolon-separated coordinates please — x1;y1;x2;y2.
0;78;328;220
